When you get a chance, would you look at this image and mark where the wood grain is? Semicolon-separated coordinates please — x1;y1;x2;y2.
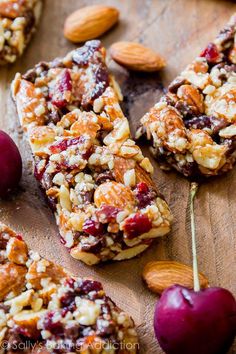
0;1;236;353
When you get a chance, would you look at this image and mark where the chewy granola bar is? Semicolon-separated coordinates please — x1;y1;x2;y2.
0;223;138;353
12;40;172;265
0;0;42;65
137;13;236;178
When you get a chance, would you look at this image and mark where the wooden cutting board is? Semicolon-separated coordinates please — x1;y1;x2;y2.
0;0;236;353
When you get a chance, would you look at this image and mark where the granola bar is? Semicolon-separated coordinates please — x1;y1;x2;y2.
137;13;236;178
0;0;42;65
12;40;172;265
0;223;138;353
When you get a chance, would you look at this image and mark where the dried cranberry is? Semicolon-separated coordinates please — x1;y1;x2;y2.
51;69;72;108
200;43;221;63
49;136;84;154
82;219;105;237
96;205;121;223
123;213;152;239
134;182;157;209
80;279;103;294
43;312;64;336
72;40;101;66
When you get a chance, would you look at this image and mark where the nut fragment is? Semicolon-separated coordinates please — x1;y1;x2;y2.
177;84;204;114
94;181;135;210
70;248;100;265
0;263;26;300
64;5;119;43
27;260;67;290
13;310;47;338
142;261;209;294
110;41;166;72
113;244;149;261
6;237;28;265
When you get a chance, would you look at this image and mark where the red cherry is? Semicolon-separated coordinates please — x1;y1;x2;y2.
200;43;220;63
154;285;236;354
0;130;22;198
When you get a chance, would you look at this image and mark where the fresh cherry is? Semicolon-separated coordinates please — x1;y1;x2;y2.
154;285;236;354
153;183;236;354
0;130;22;198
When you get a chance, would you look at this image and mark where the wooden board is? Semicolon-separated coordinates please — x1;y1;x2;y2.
0;0;236;353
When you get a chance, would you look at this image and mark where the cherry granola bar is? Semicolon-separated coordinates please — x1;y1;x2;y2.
12;40;172;265
0;223;138;353
137;13;236;178
0;0;42;65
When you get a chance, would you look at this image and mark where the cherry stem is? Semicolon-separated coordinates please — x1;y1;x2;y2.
190;182;200;292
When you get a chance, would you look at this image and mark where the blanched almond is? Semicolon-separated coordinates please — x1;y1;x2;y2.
143;261;209;294
64;5;119;43
110;41;166;72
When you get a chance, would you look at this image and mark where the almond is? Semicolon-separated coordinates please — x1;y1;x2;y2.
110;41;166;72
114;156;156;189
94;181;135;210
64;5;119;43
142;261;209;294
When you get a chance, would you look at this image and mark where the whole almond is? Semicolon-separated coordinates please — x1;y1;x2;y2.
110;41;166;72
143;261;209;294
64;5;119;43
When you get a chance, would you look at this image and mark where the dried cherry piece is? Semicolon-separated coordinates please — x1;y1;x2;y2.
43;311;64;336
82;145;94;160
60;291;76;311
134;182;157;209
184;115;228;134
34;163;46;182
200;43;221;63
96;318;116;337
96;205;121;223
82;219;105;237
79;279;103;294
72;40;101;66
95;171;114;185
49;136;85;154
65;278;75;288
123;213;152;239
51;69;72;108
